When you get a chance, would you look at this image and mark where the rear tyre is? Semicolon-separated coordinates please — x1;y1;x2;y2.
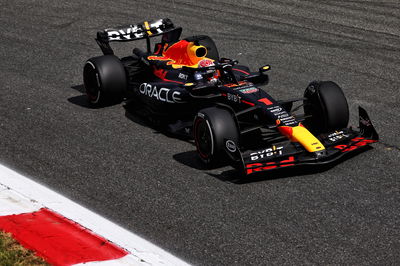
83;55;127;106
193;107;239;166
304;81;349;134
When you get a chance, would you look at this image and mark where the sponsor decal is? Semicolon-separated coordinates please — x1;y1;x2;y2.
232;83;254;91
278;116;295;122
276;116;296;126
147;20;164;34
225;81;247;88
250;146;283;161
106;20;164;41
246;156;295;174
274;111;288;116
327;131;350;142
267;106;297;126
225;140;237;153
240;87;259;94
139;83;184;103
277;113;289;119
267;106;283;113
178;73;188;80
194;73;203;80
106;25;143;41
226;93;241;103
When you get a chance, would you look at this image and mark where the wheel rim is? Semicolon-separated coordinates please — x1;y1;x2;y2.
84;61;101;103
194;118;213;159
87;88;100;103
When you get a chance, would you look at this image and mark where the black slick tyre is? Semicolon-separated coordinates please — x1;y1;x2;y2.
304;81;349;134
83;55;127;106
193;107;239;167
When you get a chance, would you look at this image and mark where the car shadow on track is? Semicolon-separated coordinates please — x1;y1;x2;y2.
173;151;209;171
123;99;194;142
70;84;85;93
209;165;335;184
68;84;92;108
68;84;133;109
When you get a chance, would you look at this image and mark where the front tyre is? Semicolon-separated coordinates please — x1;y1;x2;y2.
304;81;349;134
83;55;127;106
193;107;239;166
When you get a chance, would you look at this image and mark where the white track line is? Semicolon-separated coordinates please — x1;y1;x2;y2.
0;163;190;266
0;186;41;215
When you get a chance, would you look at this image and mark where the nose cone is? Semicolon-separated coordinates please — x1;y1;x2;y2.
278;125;326;153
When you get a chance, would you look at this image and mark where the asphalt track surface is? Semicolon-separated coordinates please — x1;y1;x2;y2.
1;0;399;265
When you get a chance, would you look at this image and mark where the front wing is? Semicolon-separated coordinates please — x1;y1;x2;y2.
227;107;379;176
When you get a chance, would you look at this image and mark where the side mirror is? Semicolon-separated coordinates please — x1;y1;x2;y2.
259;65;271;73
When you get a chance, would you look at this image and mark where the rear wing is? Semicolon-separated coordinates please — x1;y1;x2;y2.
96;18;182;55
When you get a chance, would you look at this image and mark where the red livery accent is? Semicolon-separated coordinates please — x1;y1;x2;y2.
278;126;293;138
225;81;246;88
232;68;250;75
153;67;168;80
154;43;168;55
334;137;376;153
258;98;273;105
241;100;255;106
0;208;128;266
154;44;163;55
246;156;295;174
153;67;185;84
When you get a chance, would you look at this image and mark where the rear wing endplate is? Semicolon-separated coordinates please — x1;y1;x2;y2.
96;18;181;55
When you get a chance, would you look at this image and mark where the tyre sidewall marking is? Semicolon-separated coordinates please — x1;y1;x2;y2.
194;115;214;160
205;119;214;156
225;140;236;153
85;61;101;104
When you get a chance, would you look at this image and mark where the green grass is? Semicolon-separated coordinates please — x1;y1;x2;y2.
0;230;49;266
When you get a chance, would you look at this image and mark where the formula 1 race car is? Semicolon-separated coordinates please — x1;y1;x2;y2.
83;18;379;176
